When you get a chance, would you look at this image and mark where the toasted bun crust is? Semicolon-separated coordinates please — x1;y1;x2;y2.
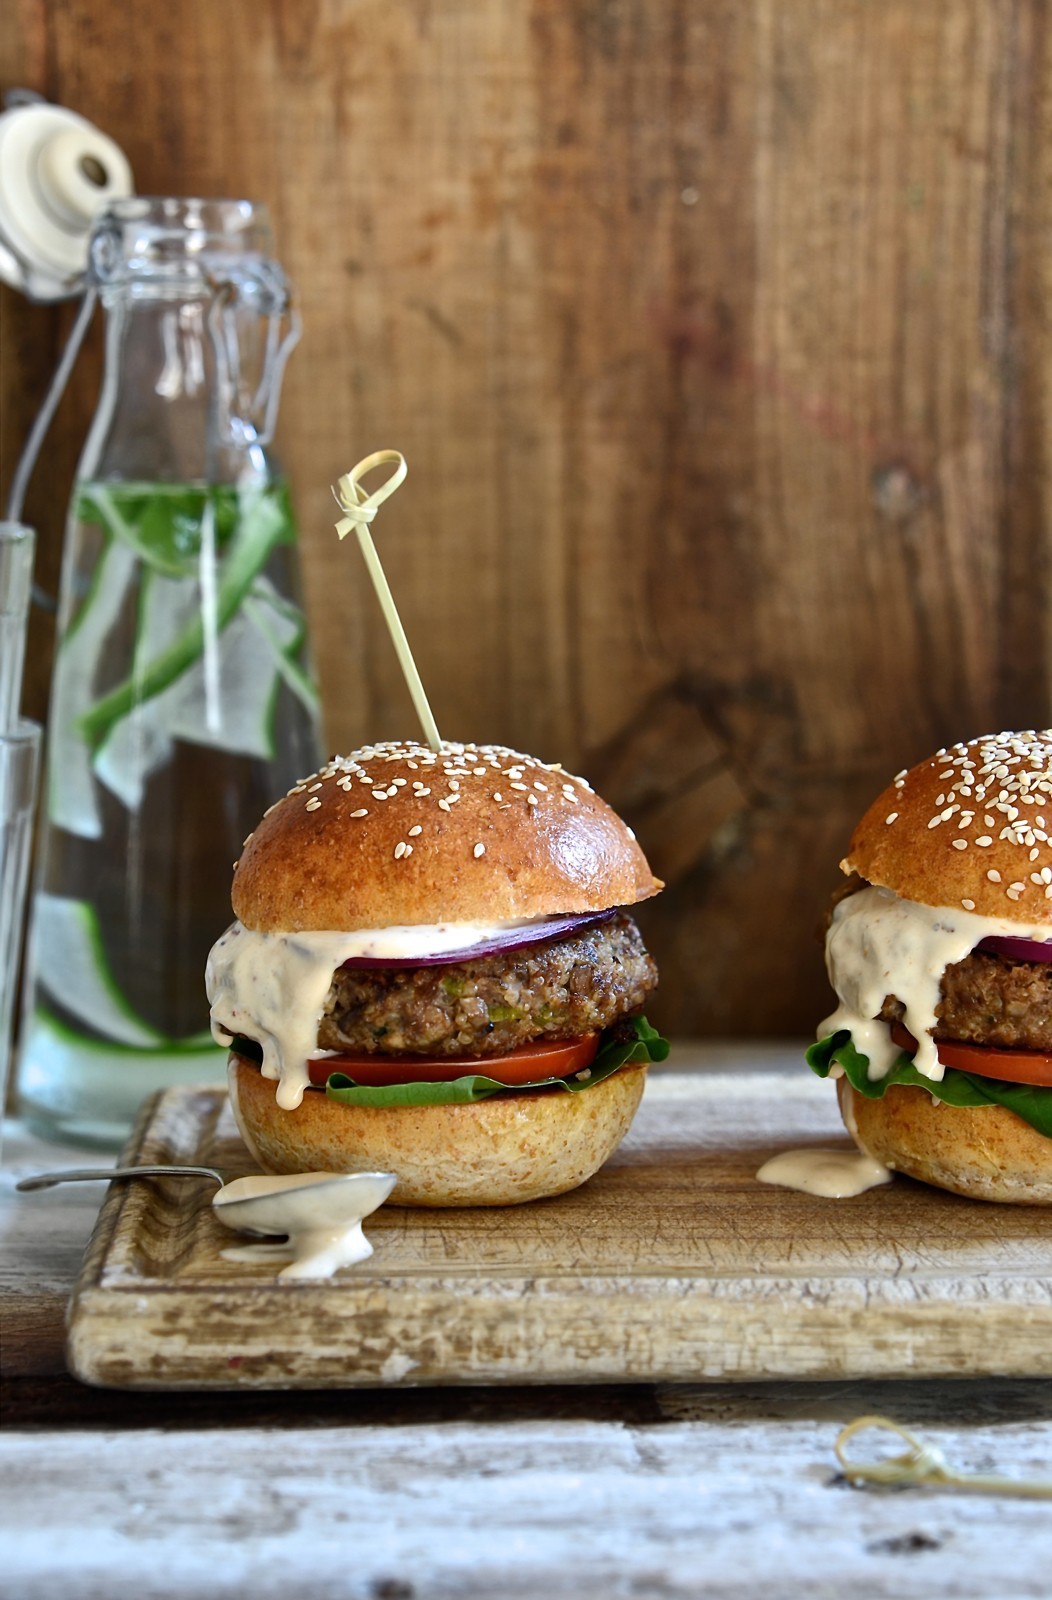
844;730;1052;922
233;741;661;933
228;1052;647;1207
838;1079;1052;1204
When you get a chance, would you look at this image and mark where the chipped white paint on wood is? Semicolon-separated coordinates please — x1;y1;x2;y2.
4;1402;1052;1599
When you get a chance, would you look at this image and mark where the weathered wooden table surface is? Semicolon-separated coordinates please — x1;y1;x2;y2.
4;1045;1052;1599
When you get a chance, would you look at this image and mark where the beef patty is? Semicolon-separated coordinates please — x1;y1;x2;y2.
317;911;657;1058
880;948;1052;1052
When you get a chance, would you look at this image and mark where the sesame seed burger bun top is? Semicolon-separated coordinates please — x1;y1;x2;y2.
232;740;662;933
844;729;1052;924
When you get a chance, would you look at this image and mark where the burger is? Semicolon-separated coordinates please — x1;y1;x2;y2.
810;729;1052;1203
206;739;666;1206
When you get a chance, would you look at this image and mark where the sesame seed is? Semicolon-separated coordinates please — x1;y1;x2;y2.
1031;847;1041;861
404;844;413;856
493;792;503;803
510;782;529;792
473;842;486;858
885;812;898;825
305;797;321;812
474;767;487;776
927;817;941;830
408;824;422;837
527;794;539;806
417;787;431;797
961;899;975;910
242;834;254;846
534;781;548;791
987;869;1002;882
952;839;968;850
372;790;388;801
976;836;993;847
563;791;578;803
438;798;451;812
308;782;323;793
386;785;398;797
350;808;368;818
394;842;407;859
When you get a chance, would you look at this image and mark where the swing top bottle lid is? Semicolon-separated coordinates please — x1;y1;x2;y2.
0;96;133;301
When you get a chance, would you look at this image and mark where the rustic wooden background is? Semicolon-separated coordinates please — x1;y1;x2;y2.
3;1;1050;1037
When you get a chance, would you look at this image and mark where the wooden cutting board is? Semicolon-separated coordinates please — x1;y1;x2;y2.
66;1059;1052;1389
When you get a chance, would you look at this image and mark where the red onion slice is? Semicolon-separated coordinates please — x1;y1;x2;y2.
977;934;1052;963
341;909;616;970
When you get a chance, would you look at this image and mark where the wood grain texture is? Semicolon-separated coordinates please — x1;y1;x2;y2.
6;1402;1052;1600
5;1079;1052;1600
65;1063;1052;1390
4;3;1052;1034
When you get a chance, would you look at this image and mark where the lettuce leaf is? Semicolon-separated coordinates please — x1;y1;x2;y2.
808;1030;1052;1140
323;1016;669;1110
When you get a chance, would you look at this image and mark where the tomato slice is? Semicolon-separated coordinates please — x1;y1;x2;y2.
306;1033;601;1089
889;1021;1052;1087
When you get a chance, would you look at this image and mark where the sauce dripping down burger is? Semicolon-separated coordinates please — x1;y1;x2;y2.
810;728;1052;1204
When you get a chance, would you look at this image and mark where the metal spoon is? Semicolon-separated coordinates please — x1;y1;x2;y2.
16;1165;227;1191
15;1165;398;1273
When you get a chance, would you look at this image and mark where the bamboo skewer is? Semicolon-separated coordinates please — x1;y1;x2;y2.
332;451;441;753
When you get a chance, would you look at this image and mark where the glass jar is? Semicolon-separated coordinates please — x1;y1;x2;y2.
17;198;323;1145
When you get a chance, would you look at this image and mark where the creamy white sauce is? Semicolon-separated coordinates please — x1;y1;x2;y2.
211;1169;396;1280
756;1148;892;1198
820;885;1052;1081
206;916;551;1110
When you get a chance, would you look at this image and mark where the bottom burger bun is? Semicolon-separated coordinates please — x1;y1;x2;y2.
228;1050;647;1208
837;1078;1052;1205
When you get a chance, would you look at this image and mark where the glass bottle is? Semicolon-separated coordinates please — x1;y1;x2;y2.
17;198;323;1145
